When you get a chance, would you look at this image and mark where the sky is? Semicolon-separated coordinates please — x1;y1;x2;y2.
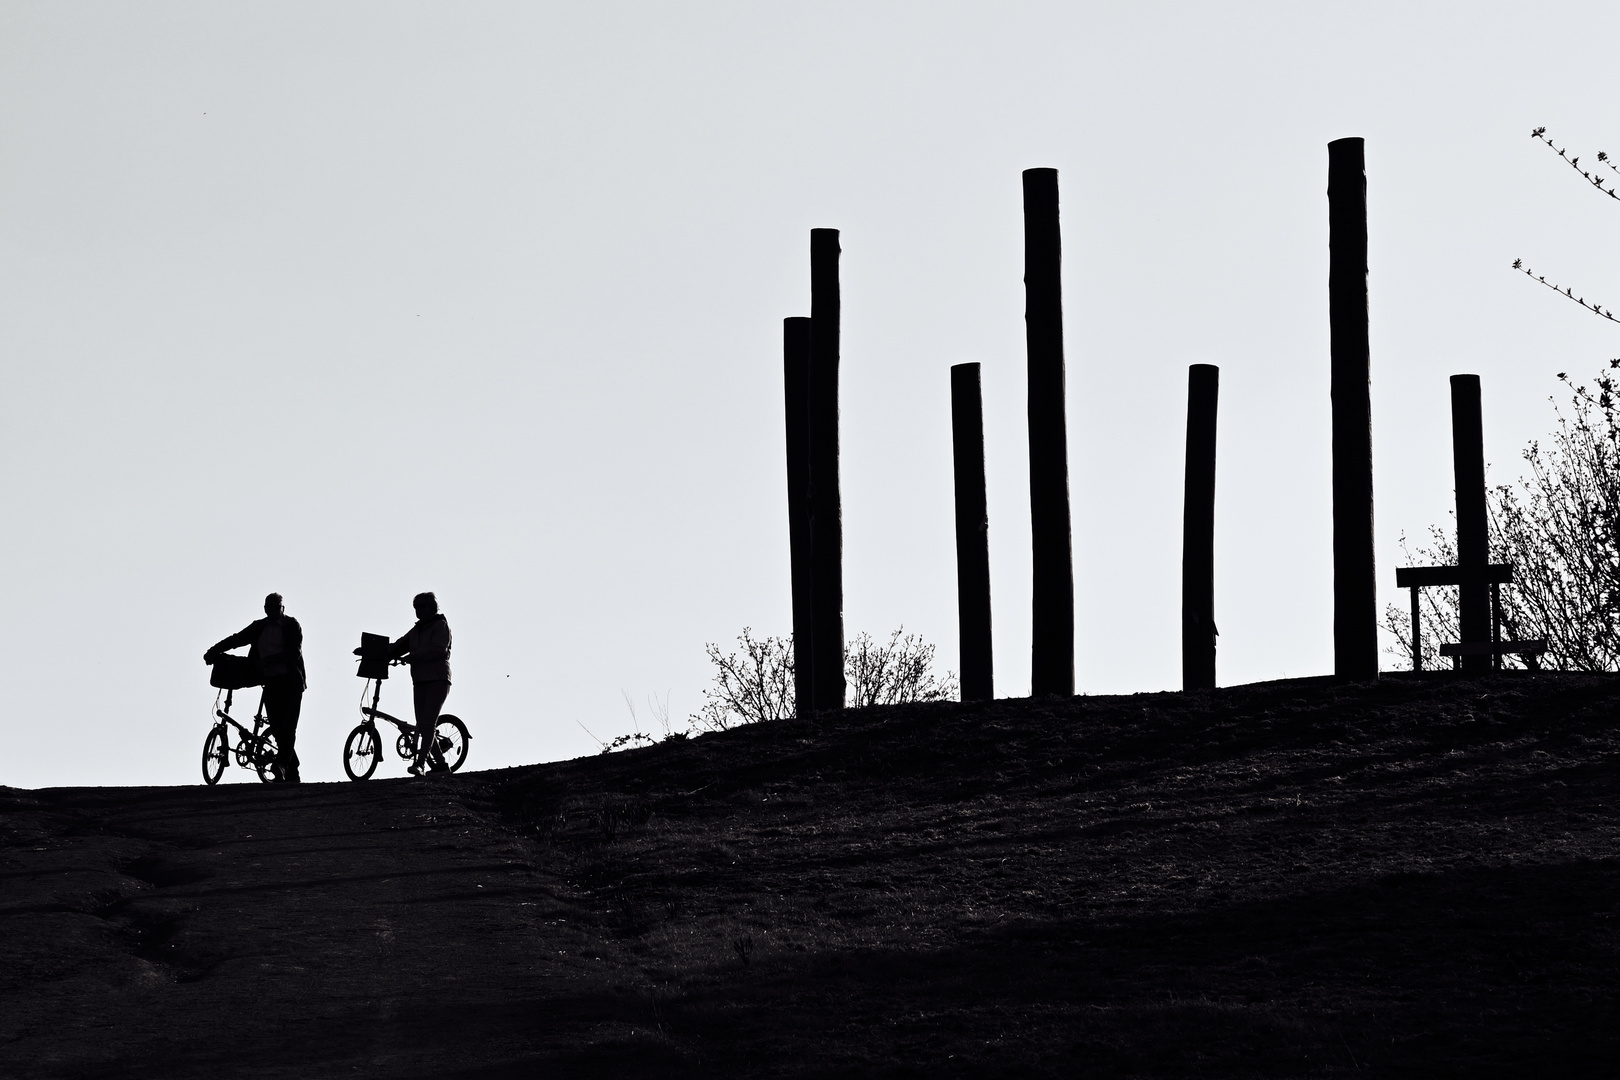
3;1;1620;787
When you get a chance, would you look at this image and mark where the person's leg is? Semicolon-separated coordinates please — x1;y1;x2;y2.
278;684;302;781
263;678;302;782
411;680;450;773
425;682;453;769
259;684;285;781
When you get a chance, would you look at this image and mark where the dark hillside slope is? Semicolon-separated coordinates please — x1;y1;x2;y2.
4;674;1620;1077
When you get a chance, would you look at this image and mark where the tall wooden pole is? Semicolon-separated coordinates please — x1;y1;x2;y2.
783;316;814;717
951;362;994;701
808;229;844;711
1023;168;1075;697
1182;364;1219;691
1328;137;1378;681
1451;374;1490;673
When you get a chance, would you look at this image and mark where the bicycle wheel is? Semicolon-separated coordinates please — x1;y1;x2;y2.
433;715;471;773
253;728;279;783
202;726;227;786
343;724;381;781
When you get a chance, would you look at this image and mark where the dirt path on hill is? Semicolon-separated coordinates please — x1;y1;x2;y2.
0;776;671;1078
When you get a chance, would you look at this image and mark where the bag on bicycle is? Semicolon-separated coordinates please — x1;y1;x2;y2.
209;654;263;690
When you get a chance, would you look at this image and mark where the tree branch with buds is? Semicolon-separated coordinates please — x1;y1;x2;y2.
1512;259;1620;327
1531;126;1620;205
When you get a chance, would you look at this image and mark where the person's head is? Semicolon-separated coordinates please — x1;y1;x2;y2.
264;593;284;618
413;591;438;618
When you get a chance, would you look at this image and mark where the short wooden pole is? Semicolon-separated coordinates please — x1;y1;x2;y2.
1491;582;1502;673
783;316;814;718
951;363;994;701
808;229;845;712
1329;137;1379;681
1181;364;1219;691
1023;167;1075;697
1451;373;1490;673
1410;586;1423;672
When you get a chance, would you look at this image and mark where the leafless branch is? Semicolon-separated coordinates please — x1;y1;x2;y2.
1511;259;1620;327
1532;126;1620;205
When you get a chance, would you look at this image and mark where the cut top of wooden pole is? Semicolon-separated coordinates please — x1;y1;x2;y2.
808;228;844;712
1023;167;1074;698
1327;137;1378;681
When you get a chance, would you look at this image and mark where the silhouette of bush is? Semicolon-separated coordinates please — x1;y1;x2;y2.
843;628;959;708
1384;371;1620;670
690;628;796;730
690;626;958;730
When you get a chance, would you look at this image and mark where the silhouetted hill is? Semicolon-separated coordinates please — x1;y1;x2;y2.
4;673;1619;1077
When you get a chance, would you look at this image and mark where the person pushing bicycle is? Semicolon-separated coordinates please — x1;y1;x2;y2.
204;593;306;783
379;592;453;776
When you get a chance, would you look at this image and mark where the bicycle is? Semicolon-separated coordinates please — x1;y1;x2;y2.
342;659;470;781
201;685;279;786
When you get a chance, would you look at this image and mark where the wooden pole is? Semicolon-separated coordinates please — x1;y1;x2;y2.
1181;364;1219;691
1451;373;1490;673
808;229;844;712
1023;168;1075;697
1410;586;1423;672
783;317;814;717
951;362;994;701
1328;137;1379;681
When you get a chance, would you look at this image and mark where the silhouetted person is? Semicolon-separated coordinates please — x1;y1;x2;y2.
390;592;452;776
204;593;306;783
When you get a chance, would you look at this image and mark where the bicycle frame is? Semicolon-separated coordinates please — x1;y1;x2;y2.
214;686;270;753
203;685;278;783
357;676;438;762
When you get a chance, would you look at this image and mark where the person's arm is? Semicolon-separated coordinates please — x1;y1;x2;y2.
388;627;415;661
204;621;258;663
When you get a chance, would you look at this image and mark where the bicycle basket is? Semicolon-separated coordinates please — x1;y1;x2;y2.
356;632;391;680
209;654;262;690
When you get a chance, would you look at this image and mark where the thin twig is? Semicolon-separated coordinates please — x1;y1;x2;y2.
1511;259;1620;326
1532;126;1620;205
574;719;606;750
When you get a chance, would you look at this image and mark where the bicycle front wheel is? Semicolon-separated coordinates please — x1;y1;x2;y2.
343;724;381;781
202;726;227;786
434;715;470;773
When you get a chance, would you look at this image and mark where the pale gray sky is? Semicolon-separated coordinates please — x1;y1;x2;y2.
3;2;1618;786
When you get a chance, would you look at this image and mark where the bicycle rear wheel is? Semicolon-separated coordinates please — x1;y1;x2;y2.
253;727;279;783
344;724;381;781
433;715;470;773
202;726;227;786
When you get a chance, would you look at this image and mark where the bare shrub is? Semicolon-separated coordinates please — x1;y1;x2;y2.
844;628;959;708
689;628;795;731
690;626;958;730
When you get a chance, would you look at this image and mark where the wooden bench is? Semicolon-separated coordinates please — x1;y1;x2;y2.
1394;563;1548;672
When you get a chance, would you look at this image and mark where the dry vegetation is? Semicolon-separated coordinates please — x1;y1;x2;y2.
4;673;1620;1077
